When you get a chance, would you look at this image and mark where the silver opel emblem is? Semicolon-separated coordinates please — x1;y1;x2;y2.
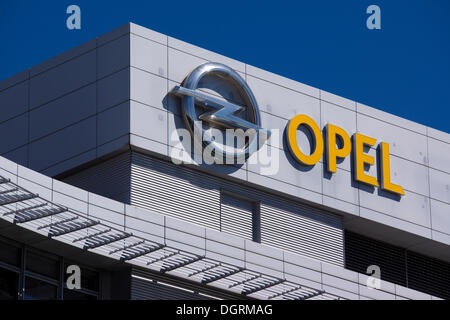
170;62;270;163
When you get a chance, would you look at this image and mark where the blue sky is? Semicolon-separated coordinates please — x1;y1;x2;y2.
1;0;449;133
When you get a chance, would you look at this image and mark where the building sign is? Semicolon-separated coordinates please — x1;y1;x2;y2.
286;114;404;196
171;62;270;163
171;62;405;197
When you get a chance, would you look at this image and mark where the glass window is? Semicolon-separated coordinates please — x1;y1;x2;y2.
0;267;19;300
63;289;97;300
0;240;21;267
0;237;103;300
26;251;59;280
64;263;99;292
23;277;57;300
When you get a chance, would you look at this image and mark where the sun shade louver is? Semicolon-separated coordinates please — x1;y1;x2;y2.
0;174;340;300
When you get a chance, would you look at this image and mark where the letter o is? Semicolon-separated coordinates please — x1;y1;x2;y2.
287;114;324;165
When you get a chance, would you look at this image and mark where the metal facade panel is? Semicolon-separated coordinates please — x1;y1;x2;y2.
63;152;131;203
345;231;407;286
345;231;450;299
261;201;344;266
130;152;221;230
220;193;254;241
406;251;450;299
131;275;210;300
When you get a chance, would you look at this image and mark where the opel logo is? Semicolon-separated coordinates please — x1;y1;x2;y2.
170;62;270;163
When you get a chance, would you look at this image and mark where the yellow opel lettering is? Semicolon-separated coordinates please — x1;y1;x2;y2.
325;124;351;173
379;142;405;195
287;114;323;166
353;133;379;187
286;114;404;196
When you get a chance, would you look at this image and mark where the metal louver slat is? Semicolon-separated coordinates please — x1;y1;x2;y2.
220;193;254;241
344;231;407;286
261;203;344;266
131;275;213;300
407;251;450;299
131;153;221;230
131;276;211;300
63;152;131;203
345;231;450;299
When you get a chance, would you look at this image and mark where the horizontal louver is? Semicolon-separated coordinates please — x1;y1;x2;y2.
261;202;344;266
131;276;210;300
344;231;407;286
63;152;131;203
407;251;450;299
131;268;236;299
220;193;254;241
345;231;450;299
131;153;220;230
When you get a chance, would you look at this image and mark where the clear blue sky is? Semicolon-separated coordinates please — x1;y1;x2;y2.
1;0;449;133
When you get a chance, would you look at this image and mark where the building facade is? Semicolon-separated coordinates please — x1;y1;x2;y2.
0;23;448;300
